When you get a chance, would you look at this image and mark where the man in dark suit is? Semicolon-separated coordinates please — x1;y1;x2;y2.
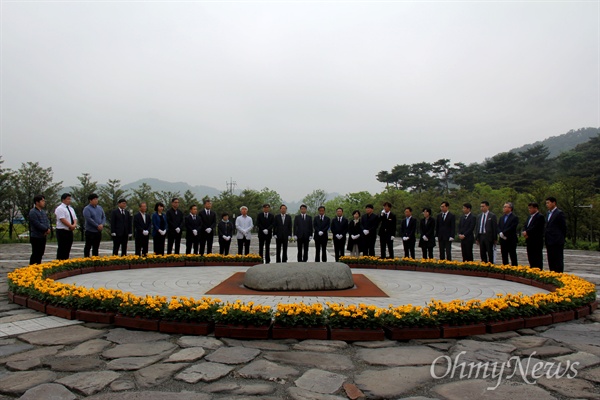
185;205;202;255
436;201;456;260
133;202;152;257
476;200;498;263
330;207;349;262
378;202;397;259
273;204;293;263
199;199;217;254
313;206;331;262
111;198;132;256
522;202;545;269
361;204;379;256
294;205;313;262
166;198;184;255
458;203;476;262
400;207;417;259
498;202;519;266
256;204;275;264
545;196;567;273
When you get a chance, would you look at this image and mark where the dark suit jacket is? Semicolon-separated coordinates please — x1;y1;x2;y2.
400;216;417;239
133;212;152;238
545;208;566;246
331;216;349;237
476;212;498;243
185;214;203;239
498;212;519;243
273;214;293;239
313;215;331;242
436;212;456;239
111;208;132;236
199;209;217;236
523;212;545;246
458;214;476;241
294;214;313;239
361;213;380;235
166;208;184;232
256;212;275;238
378;212;397;238
217;220;234;239
419;218;436;248
151;213;167;237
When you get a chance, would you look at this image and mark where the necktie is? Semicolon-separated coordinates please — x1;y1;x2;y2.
193;215;196;221
527;215;532;227
480;213;487;234
339;217;342;223
407;218;409;227
265;213;268;219
142;213;146;223
303;214;305;221
321;216;324;221
443;213;446;221
548;211;552;221
67;206;74;224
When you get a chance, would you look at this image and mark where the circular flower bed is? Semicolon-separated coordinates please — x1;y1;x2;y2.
7;254;597;340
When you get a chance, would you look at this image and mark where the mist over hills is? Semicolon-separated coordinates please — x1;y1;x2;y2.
106;127;598;203
509;127;598;158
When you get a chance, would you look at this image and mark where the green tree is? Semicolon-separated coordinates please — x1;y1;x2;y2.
302;189;327;214
129;182;159;213
99;179;128;227
181;190;200;212
11;162;62;232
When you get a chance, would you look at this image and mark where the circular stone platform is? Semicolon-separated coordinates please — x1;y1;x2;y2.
244;262;354;291
57;266;548;308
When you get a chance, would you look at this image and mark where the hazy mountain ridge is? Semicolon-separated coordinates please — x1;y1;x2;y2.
509;127;598;157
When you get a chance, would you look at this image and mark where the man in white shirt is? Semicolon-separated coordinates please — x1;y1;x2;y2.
236;206;254;255
54;193;77;260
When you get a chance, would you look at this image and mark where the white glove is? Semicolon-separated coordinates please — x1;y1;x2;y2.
205;228;212;233
192;229;198;236
309;236;313;241
160;229;166;236
288;236;292;240
499;232;506;240
111;233;116;237
293;235;297;240
402;237;408;241
175;227;180;234
363;230;369;235
128;234;132;238
449;237;454;242
423;235;428;241
352;234;359;240
143;230;149;236
319;231;323;236
390;236;394;241
336;234;342;239
263;229;268;235
273;235;278;239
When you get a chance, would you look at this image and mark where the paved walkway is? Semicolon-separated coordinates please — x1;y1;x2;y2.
59;268;545;309
0;240;598;399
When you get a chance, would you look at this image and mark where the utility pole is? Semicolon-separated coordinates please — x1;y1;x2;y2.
226;178;237;195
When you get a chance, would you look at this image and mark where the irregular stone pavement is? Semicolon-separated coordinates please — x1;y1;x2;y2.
0;241;599;399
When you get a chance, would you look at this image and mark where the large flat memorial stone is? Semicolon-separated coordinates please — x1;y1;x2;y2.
244;262;354;291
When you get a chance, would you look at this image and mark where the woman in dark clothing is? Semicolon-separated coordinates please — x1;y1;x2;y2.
152;202;167;255
346;210;363;257
419;207;436;259
218;212;234;255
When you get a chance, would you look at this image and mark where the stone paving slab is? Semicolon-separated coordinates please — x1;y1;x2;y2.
431;379;557;400
18;325;103;346
56;371;121;396
19;383;77;400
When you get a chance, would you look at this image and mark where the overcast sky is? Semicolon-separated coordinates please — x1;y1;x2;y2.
1;1;598;201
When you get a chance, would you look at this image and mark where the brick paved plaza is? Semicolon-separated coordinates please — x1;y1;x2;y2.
0;238;599;399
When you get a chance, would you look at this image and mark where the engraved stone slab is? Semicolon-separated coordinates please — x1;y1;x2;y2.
244;262;354;291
